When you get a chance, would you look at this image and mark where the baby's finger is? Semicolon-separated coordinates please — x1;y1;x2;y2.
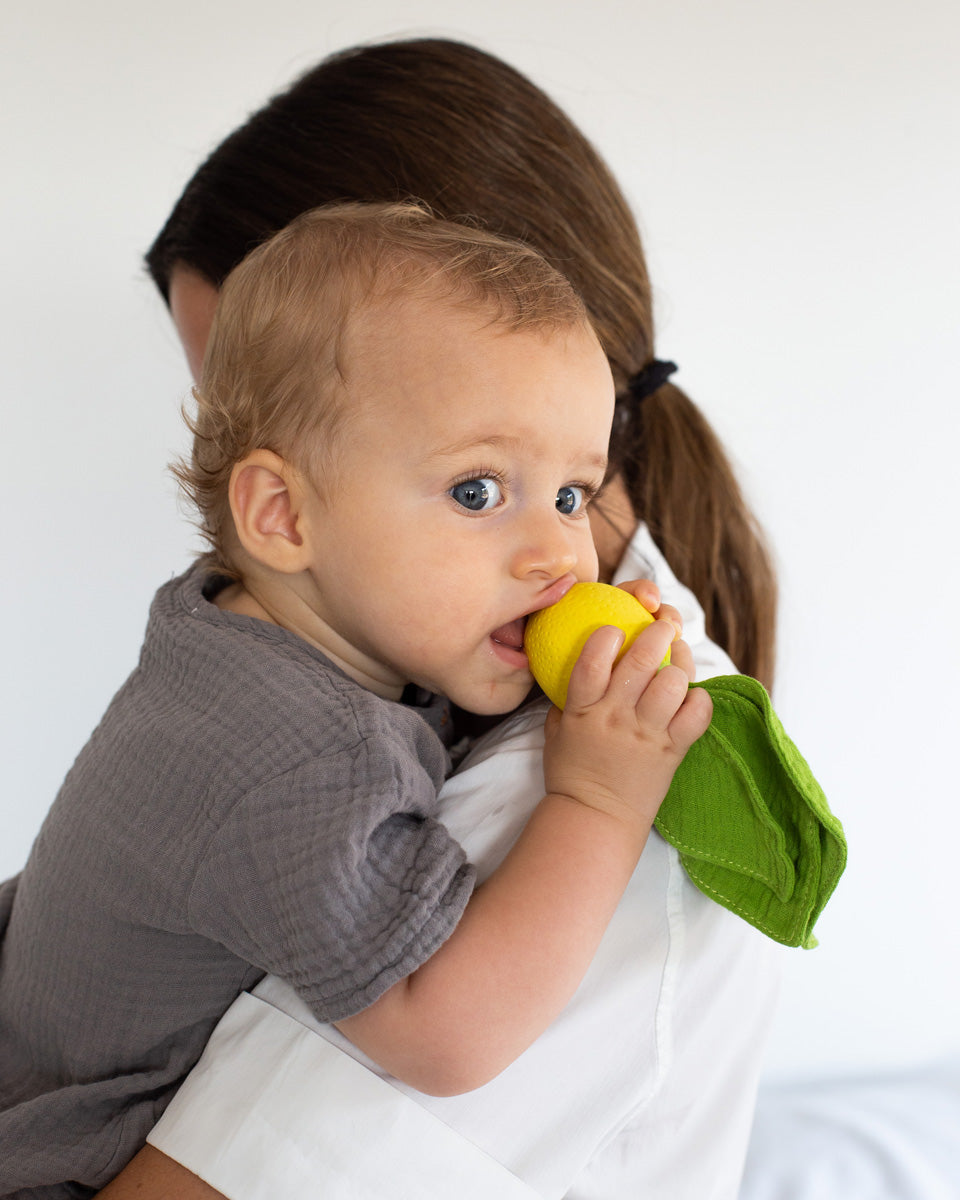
667;637;696;682
606;618;676;703
615;578;661;615
667;684;714;751
632;661;694;731
653;602;683;641
564;625;624;711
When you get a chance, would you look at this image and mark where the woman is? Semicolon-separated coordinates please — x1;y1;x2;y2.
102;38;780;1199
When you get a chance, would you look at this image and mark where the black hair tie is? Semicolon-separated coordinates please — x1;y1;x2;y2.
626;359;678;401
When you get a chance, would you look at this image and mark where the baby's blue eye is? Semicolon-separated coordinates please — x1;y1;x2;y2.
450;477;503;512
556;485;586;515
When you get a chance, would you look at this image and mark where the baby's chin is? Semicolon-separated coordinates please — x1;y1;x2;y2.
445;678;536;719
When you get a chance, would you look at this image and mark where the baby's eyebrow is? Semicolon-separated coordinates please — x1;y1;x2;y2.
427;432;523;460
427;433;608;474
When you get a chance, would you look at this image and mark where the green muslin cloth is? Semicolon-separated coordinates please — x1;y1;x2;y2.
654;675;846;948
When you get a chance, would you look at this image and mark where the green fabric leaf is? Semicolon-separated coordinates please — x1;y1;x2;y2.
654;675;847;948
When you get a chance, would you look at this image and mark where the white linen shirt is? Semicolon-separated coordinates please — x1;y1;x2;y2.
148;524;782;1199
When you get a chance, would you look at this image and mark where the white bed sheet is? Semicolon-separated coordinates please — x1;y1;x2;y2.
740;1058;960;1199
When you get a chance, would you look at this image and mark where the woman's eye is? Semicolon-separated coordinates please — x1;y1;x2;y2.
450;477;503;512
556;485;586;515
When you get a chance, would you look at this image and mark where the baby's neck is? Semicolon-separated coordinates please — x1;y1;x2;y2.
214;579;406;702
212;581;274;624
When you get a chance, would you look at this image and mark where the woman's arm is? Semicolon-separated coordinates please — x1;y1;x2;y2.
97;1145;224;1199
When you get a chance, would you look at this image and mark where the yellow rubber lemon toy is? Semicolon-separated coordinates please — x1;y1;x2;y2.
524;581;669;710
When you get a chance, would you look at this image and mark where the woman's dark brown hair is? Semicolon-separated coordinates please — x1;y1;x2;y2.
147;37;777;687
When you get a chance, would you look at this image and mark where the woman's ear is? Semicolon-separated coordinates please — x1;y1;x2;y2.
228;449;311;574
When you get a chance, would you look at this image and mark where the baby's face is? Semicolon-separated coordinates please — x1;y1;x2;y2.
297;295;615;715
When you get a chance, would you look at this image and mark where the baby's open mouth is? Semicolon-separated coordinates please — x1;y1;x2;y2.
490;617;527;652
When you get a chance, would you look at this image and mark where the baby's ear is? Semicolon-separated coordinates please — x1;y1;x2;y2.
228;450;311;573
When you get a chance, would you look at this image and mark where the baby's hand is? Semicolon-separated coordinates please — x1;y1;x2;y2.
542;616;712;832
612;578;684;645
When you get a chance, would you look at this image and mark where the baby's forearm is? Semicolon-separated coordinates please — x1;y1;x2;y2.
335;791;651;1095
96;1146;224;1199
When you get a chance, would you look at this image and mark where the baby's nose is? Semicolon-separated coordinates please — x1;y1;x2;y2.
510;514;580;580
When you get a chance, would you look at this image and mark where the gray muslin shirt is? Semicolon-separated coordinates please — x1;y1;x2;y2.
0;566;474;1197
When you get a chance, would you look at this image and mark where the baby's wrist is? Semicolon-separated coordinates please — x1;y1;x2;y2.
540;787;656;850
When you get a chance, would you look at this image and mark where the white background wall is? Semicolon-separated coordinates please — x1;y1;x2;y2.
2;0;958;1083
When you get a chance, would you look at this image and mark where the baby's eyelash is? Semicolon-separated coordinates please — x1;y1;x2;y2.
449;466;506;489
570;481;602;503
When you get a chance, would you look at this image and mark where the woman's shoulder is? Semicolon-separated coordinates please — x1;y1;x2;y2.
615;524;737;678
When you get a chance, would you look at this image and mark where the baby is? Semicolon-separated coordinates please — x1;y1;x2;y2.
0;202;710;1195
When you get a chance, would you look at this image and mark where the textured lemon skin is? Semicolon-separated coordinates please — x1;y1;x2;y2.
524;582;667;709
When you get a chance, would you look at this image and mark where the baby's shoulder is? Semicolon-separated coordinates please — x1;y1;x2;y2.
142;568;444;777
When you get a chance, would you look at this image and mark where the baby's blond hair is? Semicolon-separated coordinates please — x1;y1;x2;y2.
174;201;589;572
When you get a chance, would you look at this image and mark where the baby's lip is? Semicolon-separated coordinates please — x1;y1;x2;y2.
490;574;578;649
524;572;578;619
